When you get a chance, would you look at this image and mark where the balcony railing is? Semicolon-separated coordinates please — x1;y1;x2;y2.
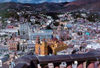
14;50;100;68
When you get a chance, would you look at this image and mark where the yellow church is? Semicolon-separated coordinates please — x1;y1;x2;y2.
35;37;68;56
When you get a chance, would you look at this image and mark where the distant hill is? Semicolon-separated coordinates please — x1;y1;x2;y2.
0;0;100;16
65;0;100;12
0;2;69;13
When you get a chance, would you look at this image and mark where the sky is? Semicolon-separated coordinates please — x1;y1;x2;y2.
0;0;75;3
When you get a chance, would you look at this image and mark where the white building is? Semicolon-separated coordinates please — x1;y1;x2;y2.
29;30;53;40
19;23;31;39
86;43;100;49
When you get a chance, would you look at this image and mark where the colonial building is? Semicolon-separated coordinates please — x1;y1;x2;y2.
7;38;20;51
19;23;31;39
8;41;19;51
35;37;68;56
29;30;53;40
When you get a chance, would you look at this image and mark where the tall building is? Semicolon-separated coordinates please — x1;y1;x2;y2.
19;23;31;39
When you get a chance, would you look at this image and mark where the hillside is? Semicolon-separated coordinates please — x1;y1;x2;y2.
65;0;100;12
0;0;100;17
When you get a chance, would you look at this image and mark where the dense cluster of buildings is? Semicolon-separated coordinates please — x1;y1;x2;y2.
0;10;100;68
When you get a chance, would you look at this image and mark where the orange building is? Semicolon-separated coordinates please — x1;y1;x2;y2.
35;37;68;56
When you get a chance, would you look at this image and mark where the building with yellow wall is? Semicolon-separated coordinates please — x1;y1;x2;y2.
35;37;68;56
